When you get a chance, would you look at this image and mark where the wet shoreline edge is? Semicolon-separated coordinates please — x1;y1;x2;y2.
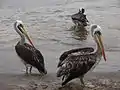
0;71;120;90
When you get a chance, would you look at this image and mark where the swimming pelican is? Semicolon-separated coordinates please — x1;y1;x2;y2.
14;20;47;74
57;24;106;86
71;8;89;27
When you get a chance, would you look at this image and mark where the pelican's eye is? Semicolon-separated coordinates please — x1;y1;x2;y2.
94;31;101;36
19;24;23;28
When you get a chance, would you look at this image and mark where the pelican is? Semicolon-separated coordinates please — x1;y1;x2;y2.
71;8;89;27
14;20;47;74
57;24;106;86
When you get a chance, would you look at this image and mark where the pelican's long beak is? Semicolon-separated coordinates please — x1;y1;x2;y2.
20;25;35;47
96;35;107;61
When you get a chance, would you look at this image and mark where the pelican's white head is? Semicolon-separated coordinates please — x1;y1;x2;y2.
16;20;23;26
14;20;34;47
90;24;102;37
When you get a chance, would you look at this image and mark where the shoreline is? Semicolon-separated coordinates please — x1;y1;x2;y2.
0;71;120;90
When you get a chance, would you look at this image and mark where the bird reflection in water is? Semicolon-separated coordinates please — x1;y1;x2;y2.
70;25;89;41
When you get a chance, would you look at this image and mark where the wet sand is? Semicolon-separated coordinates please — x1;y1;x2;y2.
0;71;120;90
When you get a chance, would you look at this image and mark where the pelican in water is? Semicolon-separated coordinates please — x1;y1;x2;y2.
71;8;89;27
14;20;47;74
57;24;106;86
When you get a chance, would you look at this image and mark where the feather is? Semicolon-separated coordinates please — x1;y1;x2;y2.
15;42;47;74
58;47;94;67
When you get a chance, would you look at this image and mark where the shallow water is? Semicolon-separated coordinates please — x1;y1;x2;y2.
0;0;120;74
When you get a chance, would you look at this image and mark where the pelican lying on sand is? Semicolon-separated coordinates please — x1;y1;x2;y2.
71;8;89;27
14;20;47;74
57;24;106;86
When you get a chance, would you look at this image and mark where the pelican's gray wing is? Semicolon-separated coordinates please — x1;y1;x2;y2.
57;53;96;85
15;43;46;74
58;47;94;67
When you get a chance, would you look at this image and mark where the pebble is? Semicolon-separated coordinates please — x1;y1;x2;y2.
86;82;95;88
99;79;111;85
41;84;48;89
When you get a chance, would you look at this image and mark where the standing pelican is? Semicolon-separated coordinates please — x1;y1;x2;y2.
14;20;47;74
57;24;106;86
